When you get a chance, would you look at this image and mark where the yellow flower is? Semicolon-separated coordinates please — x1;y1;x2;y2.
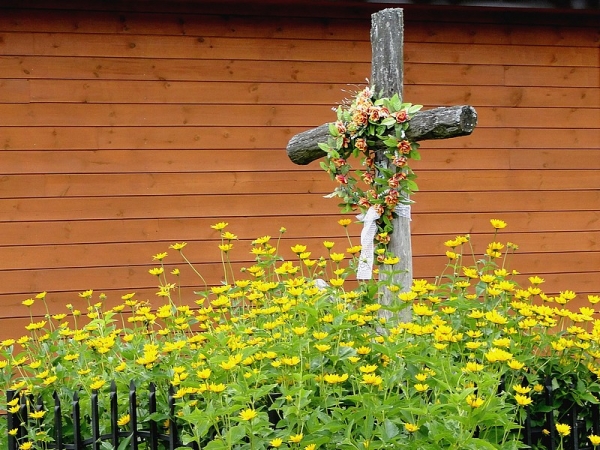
330;252;345;262
8;428;18;436
222;231;238;240
291;244;307;254
30;410;46;419
239;408;258;421
513;385;532;395
484;348;513;363
463;362;484;372
22;298;35;307
323;241;335;249
270;438;283;448
589;434;600;446
323;373;348;384
329;278;345;287
556;423;571;437
118;413;131;426
90;379;107;390
414;383;429;392
312;331;329;340
490;219;507;229
169;242;187;251
211;222;228;230
466;394;485;408
404;423;419;433
19;442;33;450
219;243;234;252
315;344;331;352
289;433;304;443
361;373;383;386
79;289;94;299
148;267;164;276
514;394;533;407
338;218;352;227
507;359;525;370
359;364;378;374
152;252;168;261
304;445;317;450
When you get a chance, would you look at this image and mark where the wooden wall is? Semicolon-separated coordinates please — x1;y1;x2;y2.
0;1;598;339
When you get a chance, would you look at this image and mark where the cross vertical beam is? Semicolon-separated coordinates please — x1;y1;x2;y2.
370;9;411;321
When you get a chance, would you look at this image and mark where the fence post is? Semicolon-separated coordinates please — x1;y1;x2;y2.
129;380;139;450
110;380;119;448
72;391;83;450
53;391;63;450
91;388;100;450
6;390;17;450
168;385;177;450
148;382;159;450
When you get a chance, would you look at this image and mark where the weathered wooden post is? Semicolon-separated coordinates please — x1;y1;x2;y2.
286;9;477;319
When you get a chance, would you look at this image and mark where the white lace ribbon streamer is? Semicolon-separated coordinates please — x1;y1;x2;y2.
356;204;411;280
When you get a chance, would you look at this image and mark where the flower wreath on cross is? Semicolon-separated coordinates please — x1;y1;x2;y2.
319;86;423;265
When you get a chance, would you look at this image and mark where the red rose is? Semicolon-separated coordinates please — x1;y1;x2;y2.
335;174;348;184
368;107;381;122
355;138;368;152
352;111;368;126
397;140;411;154
335;120;346;134
358;197;371;208
393;110;409;123
373;204;385;216
392;156;408;167
332;158;346;168
362;171;375;185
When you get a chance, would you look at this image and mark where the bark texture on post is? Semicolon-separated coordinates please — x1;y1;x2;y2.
370;8;410;322
286;105;477;165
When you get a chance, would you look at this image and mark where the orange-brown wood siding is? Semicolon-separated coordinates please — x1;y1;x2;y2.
0;1;599;339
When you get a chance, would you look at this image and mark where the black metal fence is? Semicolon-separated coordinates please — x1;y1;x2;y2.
6;381;193;450
5;377;600;449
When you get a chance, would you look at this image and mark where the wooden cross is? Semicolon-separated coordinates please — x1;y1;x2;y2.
286;8;477;320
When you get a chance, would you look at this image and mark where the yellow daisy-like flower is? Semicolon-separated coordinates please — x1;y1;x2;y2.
359;364;378;374
323;241;335;249
90;379;107;390
291;244;307;254
270;438;283;448
589;434;600;446
556;423;571;437
152;252;168;261
466;394;485;408
315;344;331;352
19;442;33;450
304;445;317;450
338;218;352;227
404;423;419;433
211;222;228;230
289;433;304;444
514;394;533;407
239;408;258;421
22;298;35;307
361;373;383;386
414;383;429;392
30;410;46;419
513;385;532;395
169;242;187;251
490;219;507;229
118;414;131;426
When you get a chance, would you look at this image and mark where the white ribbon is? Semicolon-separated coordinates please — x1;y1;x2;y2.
356;204;411;280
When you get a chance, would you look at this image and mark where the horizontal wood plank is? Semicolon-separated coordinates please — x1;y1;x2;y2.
0;211;598;248
1;191;599;222
27;80;600;109
1;127;598;150
1;9;597;48
1;31;596;67
1;170;598;199
0;252;596;297
1;104;598;128
2;231;600;271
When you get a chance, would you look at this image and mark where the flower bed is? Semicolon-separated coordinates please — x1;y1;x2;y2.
2;220;600;450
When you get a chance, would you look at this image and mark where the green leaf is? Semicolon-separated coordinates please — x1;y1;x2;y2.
226;425;247;444
318;142;331;152
382;419;400;440
329;122;340;137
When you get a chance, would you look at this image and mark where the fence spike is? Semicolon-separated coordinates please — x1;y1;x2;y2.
6;390;17;450
129;380;138;450
53;391;63;450
148;382;158;450
110;380;119;448
72;390;83;450
91;389;100;450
